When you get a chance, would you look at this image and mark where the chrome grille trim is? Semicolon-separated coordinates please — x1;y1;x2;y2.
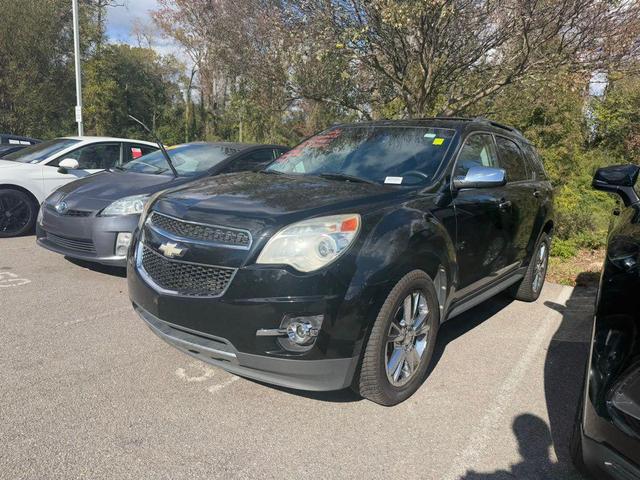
135;242;237;298
148;211;252;250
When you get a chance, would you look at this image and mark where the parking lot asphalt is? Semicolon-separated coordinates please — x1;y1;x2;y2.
1;235;594;480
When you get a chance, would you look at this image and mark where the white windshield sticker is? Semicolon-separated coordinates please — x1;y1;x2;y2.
423;133;436;139
384;176;403;185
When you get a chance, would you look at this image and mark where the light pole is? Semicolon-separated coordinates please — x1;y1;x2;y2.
72;0;83;136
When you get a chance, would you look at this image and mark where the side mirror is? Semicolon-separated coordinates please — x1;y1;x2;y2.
593;164;640;207
57;158;79;174
453;166;507;190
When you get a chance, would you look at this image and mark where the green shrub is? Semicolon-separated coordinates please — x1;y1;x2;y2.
551;238;578;258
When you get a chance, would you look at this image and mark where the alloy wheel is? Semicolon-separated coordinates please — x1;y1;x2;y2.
0;193;31;235
385;291;431;387
532;242;548;293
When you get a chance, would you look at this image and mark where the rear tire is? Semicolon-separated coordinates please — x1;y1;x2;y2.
0;189;37;238
355;270;439;406
510;233;550;302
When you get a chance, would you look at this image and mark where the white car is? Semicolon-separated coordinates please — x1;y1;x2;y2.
0;136;158;237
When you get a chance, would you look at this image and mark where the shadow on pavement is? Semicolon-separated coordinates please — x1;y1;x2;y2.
457;283;595;479
543;282;594;469
65;257;127;278
262;291;515;404
459;414;560;479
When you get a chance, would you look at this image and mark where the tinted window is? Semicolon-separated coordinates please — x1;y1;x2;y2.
4;138;81;163
56;143;121;169
496;136;528;182
122;143;240;176
522;144;546;180
226;149;276;173
125;143;157;163
267;126;456;186
454;134;499;177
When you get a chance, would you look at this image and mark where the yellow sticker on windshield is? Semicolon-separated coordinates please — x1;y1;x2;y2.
433;138;445;146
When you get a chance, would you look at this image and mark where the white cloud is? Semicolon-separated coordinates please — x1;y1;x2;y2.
105;0;187;62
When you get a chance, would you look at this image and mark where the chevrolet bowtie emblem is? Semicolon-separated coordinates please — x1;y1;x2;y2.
158;242;185;259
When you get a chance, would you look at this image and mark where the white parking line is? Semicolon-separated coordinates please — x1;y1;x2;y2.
207;375;239;394
0;270;31;288
175;361;217;382
443;287;573;479
56;307;131;327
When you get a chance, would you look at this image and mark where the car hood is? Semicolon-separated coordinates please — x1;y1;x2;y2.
0;159;39;170
56;170;192;208
152;171;404;234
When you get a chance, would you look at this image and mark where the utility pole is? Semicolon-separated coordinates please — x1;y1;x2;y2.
72;0;84;136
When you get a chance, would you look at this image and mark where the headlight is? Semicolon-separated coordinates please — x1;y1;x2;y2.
256;214;361;272
44;190;65;207
100;194;149;216
137;190;167;230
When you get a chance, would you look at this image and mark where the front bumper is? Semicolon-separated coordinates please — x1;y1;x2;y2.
135;303;358;391
36;209;139;267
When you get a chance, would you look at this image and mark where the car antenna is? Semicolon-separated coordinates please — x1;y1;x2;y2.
128;114;179;177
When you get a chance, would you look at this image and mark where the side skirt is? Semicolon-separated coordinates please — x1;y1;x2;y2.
444;271;524;321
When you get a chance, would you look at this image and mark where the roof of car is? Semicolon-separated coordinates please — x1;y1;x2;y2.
61;136;157;144
332;117;526;140
171;141;288;150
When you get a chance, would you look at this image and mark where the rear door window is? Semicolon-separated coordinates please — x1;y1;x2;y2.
495;136;528;182
454;134;499;177
225;149;277;173
125;143;157;163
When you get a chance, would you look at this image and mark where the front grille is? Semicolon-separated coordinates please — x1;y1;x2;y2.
149;212;251;249
140;245;235;297
45;205;92;217
46;232;95;254
64;209;92;217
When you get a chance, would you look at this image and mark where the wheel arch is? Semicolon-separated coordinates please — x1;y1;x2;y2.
346;210;456;362
0;183;40;206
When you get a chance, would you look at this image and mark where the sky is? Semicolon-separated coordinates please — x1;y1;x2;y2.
105;0;182;59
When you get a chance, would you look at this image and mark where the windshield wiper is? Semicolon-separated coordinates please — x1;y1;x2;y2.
318;172;376;185
128;114;179;178
259;169;285;175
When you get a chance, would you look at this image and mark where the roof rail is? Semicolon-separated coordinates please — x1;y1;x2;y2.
472;116;524;136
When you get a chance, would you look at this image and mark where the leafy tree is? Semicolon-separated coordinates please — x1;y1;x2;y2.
592;76;640;163
83;44;186;143
0;0;101;137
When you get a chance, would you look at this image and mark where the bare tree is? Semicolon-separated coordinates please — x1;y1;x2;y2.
292;0;640;116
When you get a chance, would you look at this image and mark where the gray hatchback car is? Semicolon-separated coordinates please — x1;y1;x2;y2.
36;142;288;267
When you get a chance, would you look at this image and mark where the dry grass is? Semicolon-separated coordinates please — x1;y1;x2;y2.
547;248;605;287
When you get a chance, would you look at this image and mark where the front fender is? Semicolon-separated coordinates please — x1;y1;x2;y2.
336;204;456;357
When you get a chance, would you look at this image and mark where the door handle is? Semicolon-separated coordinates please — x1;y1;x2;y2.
498;199;512;210
533;190;541;198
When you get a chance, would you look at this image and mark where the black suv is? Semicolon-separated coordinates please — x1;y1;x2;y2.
571;164;640;479
127;118;554;405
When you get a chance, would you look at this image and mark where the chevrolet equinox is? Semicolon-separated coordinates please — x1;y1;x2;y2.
127;118;554;406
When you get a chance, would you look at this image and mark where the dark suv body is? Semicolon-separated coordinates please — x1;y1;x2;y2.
572;165;640;479
127;118;554;405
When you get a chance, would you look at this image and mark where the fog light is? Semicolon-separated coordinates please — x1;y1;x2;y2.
115;232;132;257
280;314;323;350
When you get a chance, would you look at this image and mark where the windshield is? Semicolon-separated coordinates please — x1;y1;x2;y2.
4;138;81;163
266;126;456;186
121;143;240;176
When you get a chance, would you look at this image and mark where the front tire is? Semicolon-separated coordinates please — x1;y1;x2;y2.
510;233;550;302
355;270;440;406
0;189;37;238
